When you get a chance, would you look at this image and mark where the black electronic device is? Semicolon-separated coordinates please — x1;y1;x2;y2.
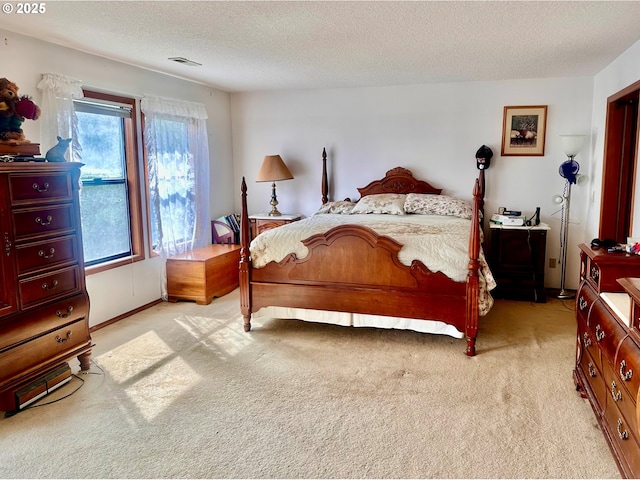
524;207;541;227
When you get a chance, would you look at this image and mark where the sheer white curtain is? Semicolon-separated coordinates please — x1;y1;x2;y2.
141;95;211;299
36;73;84;161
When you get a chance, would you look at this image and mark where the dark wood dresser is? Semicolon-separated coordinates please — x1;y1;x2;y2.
574;243;640;477
0;162;92;412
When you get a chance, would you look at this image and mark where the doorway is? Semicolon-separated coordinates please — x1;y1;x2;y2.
600;81;640;242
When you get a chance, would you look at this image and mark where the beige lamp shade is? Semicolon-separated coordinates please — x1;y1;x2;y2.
256;155;294;182
256;154;293;216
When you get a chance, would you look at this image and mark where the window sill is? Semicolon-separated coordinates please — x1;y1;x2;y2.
85;253;145;275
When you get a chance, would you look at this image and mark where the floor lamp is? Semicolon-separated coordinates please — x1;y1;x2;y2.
555;135;587;299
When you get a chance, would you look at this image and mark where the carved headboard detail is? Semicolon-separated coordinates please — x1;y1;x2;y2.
357;167;443;198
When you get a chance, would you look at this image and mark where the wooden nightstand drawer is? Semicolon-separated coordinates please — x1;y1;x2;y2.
249;213;302;239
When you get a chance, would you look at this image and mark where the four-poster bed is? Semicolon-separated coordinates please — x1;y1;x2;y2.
239;149;493;355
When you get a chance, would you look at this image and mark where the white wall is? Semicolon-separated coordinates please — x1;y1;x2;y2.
231;78;594;290
2;30;234;327
590;39;640;240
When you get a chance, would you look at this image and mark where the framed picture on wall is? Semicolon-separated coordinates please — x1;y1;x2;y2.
501;105;548;156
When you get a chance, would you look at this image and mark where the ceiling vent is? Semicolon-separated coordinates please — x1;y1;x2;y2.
168;57;202;67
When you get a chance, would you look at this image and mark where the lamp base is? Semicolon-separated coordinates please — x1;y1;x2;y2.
268;208;282;216
555;288;576;300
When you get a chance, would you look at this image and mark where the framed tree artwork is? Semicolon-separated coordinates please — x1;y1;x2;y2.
501;105;548;156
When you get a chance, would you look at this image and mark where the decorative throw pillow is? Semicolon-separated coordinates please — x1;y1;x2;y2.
351;193;406;215
314;200;356;215
404;193;474;219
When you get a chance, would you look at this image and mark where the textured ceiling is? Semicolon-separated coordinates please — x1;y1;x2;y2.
1;1;640;92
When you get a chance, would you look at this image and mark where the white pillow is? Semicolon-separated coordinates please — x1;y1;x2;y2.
351;193;406;215
404;193;474;219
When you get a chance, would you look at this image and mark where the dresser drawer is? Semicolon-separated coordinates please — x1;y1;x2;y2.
578;309;603;374
577;282;598;325
578;341;606;413
0;293;88;351
13;204;76;240
604;358;638;439
603;397;640;477
15;235;78;276
616;336;640;403
18;265;82;309
0;318;90;385
590;300;628;364
8;172;73;205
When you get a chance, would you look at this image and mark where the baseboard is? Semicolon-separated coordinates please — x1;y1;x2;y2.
89;298;163;333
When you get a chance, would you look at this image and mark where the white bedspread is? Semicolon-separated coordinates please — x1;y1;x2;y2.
250;213;496;316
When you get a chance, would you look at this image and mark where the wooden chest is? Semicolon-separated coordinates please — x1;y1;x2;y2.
167;244;241;305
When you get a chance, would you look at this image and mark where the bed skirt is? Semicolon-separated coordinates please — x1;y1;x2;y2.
253;306;465;338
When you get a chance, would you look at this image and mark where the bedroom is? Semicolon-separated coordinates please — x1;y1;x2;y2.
1;1;640;476
0;2;638;328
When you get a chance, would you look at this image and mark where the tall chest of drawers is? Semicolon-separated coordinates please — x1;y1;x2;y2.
0;162;92;412
574;243;640;478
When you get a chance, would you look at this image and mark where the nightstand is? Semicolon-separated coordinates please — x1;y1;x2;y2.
488;222;550;302
249;213;302;239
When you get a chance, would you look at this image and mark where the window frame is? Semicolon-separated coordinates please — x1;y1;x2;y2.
78;90;145;274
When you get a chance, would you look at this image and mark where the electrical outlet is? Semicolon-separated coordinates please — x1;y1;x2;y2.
549;258;557;268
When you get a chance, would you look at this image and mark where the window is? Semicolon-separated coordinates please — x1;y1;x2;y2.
74;91;144;272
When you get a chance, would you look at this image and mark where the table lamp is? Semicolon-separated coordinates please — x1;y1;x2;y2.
256;154;294;216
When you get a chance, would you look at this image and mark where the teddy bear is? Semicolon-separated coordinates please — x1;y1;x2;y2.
0;77;41;143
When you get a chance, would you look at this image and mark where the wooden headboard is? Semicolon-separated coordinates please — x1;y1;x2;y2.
357;167;442;197
319;148;443;204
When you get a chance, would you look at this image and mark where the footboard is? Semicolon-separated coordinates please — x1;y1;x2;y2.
251;223;466;322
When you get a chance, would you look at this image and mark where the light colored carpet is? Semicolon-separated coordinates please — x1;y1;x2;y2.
0;289;620;479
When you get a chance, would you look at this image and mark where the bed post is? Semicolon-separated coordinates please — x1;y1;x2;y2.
321;147;328;204
465;178;482;356
239;177;252;332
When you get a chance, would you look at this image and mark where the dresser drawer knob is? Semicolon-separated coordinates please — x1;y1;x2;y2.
56;306;74;318
617;419;628;440
583;332;592;348
619;360;633;381
588;362;596;377
42;279;58;291
611;380;622;402
55;330;72;343
595;325;605;342
35;215;53;226
32;182;49;193
578;296;588;311
4;232;11;256
38;247;55;259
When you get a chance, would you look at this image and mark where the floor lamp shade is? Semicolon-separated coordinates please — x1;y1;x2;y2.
256;155;294;216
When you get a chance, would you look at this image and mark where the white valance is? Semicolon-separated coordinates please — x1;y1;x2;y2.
141;95;208;120
37;73;84;100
